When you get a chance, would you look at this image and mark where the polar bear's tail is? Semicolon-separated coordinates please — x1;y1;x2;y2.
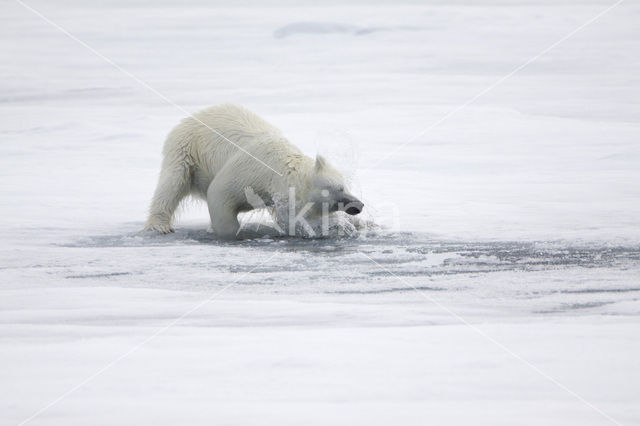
144;149;192;234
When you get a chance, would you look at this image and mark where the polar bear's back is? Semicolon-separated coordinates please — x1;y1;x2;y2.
164;104;288;167
161;104;310;194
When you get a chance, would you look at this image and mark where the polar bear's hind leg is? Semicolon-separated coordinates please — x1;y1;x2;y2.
144;160;192;234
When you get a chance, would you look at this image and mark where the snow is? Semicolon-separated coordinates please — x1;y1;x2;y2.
1;0;639;425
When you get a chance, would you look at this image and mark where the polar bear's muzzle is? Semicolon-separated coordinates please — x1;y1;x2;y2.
339;197;364;216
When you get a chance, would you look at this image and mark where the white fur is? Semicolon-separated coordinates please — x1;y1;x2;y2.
144;104;354;239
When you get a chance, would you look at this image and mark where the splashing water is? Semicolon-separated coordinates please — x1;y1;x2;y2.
236;195;377;239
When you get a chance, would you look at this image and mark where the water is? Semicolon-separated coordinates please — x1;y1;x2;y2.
47;228;640;319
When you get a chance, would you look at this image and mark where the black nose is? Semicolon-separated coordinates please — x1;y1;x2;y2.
345;206;361;215
344;201;364;215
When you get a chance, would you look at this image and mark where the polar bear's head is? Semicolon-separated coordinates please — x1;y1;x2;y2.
306;155;364;216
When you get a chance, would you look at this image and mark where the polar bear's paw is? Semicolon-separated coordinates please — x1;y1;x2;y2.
143;221;174;234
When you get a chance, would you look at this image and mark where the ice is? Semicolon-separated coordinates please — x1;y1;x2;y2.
1;1;640;425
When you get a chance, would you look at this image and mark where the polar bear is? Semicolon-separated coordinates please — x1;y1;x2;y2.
144;104;363;239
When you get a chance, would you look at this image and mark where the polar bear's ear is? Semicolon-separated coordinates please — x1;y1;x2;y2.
315;155;327;171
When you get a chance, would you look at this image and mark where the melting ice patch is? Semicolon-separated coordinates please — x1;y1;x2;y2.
274;22;357;38
273;22;420;38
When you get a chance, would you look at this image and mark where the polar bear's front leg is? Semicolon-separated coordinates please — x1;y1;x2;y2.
209;204;240;240
207;177;241;240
